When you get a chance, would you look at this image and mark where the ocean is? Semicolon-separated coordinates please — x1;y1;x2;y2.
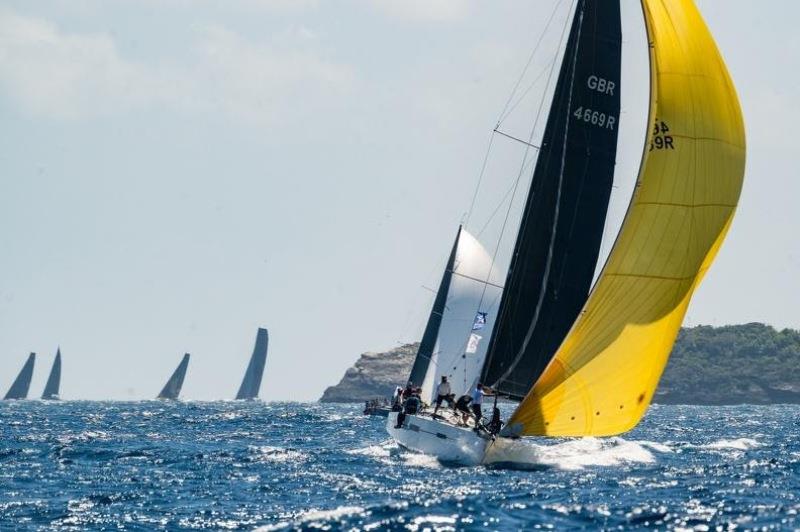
1;401;798;530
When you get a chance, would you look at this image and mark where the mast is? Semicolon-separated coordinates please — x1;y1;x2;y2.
41;348;62;400
480;0;623;400
4;353;35;400
157;353;190;400
235;328;269;400
406;226;462;387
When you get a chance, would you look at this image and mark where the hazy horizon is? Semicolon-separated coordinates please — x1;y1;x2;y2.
2;0;797;401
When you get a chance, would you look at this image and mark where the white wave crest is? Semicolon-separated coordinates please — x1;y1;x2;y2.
250;446;307;463
699;438;761;451
255;505;366;531
485;437;663;470
402;452;442;469
346;440;397;459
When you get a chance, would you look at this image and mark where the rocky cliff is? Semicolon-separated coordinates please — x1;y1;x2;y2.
319;343;417;403
321;323;800;405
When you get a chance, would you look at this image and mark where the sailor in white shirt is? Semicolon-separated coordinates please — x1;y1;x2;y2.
470;383;493;427
433;375;455;415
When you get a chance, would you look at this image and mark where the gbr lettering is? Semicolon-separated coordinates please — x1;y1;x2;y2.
587;75;615;96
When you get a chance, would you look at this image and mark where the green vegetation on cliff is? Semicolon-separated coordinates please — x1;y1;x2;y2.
322;323;800;404
656;323;800;404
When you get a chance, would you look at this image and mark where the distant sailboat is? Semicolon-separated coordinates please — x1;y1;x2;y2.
4;353;35;400
388;0;746;465
157;353;190;400
235;328;269;400
41;348;62;400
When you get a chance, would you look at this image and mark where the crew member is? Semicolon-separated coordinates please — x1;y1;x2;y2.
401;381;415;400
395;388;421;429
454;393;472;426
470;383;493;428
433;375;454;415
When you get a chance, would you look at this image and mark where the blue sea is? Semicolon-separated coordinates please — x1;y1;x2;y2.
1;402;798;530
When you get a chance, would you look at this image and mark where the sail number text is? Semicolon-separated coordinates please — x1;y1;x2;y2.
587;75;615;95
650;119;675;151
573;106;616;130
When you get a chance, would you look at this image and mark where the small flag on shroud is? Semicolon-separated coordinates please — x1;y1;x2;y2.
472;312;487;331
465;333;482;354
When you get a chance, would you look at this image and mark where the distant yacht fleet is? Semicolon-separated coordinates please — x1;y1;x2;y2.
1;327;269;401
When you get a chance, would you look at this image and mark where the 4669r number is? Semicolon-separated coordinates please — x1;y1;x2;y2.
573;107;616;130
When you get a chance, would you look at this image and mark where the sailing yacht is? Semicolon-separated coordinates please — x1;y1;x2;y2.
235;328;269;400
41;348;62;400
157;353;190;400
4;353;36;400
388;0;746;465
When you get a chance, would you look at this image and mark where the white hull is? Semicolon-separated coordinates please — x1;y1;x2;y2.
387;412;490;466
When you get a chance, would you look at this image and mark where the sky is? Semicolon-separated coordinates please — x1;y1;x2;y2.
0;0;797;401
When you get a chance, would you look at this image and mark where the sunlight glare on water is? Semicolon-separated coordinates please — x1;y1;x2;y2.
0;402;798;529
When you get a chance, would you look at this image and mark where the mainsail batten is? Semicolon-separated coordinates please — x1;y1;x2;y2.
480;0;623;400
505;0;746;437
42;349;62;400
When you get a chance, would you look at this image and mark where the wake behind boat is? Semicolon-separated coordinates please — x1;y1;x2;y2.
387;0;745;465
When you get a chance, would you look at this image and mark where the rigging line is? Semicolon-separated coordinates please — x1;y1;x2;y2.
451;271;505;290
393;236;452;346
433;0;577;393
466;0;568;230
464;131;495;229
496;5;586;388
496;0;569;127
477;154;538;239
496;59;557;127
493;128;542;150
477;0;576;373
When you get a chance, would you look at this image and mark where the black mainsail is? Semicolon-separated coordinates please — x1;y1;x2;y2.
480;0;622;400
406;226;462;387
4;353;35;400
158;353;190;400
236;328;269;400
42;348;62;400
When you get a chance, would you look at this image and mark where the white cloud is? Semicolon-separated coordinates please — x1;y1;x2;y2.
0;8;353;124
365;0;470;22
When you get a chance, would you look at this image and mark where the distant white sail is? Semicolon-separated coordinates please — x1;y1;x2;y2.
235;328;269;400
41;349;62;400
157;353;190;400
4;353;35;400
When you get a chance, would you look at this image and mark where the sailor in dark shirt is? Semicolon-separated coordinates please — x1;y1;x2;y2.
454;394;472;425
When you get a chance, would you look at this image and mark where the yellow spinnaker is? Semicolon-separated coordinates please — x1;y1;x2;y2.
506;0;746;437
